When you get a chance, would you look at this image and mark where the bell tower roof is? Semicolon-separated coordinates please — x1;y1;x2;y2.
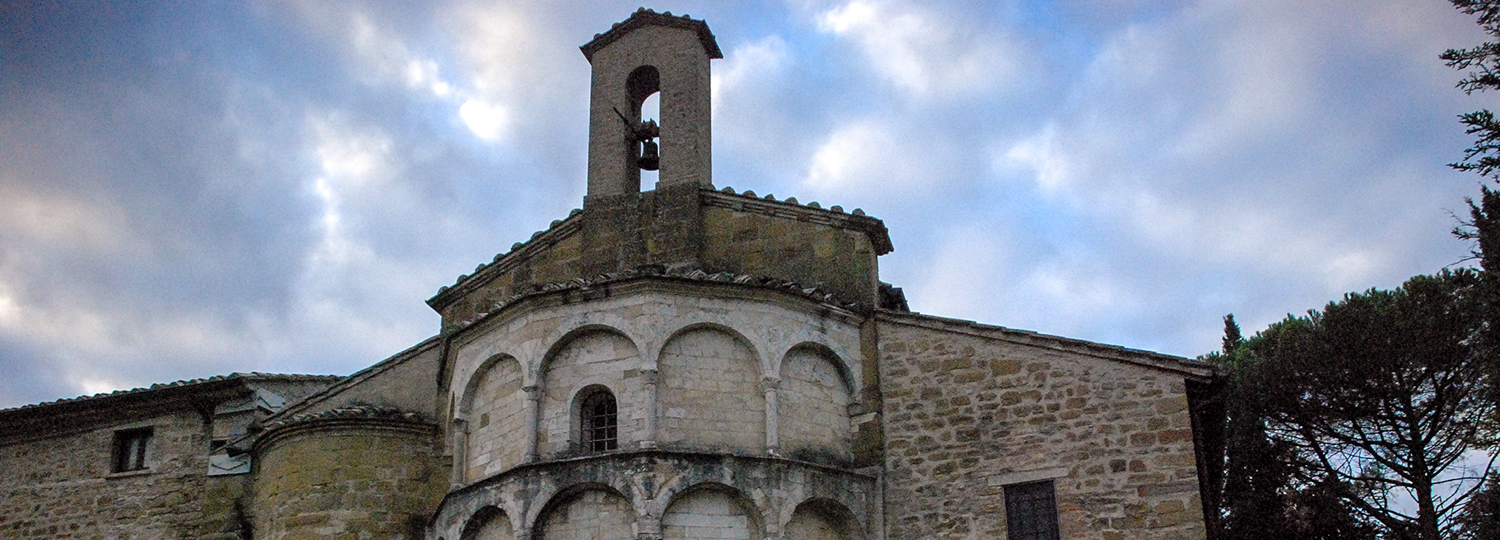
580;8;723;61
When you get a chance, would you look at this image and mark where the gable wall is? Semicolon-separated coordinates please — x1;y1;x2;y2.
877;319;1206;540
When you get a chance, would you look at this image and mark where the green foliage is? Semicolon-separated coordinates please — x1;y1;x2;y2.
1445;1;1500;178
1456;473;1500;540
1213;271;1497;540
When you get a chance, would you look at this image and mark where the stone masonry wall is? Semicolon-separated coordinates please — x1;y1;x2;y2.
0;409;247;539
251;419;445;540
467;356;528;482
657;327;765;452
538;331;649;457
702;205;877;307
779;346;854;465
878;317;1207;540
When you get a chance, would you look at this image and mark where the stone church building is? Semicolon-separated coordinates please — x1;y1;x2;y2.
0;10;1222;540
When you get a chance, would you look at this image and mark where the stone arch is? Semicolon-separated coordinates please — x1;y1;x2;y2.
656;325;766;452
531;483;636;540
462;354;527;482
462;505;517;540
778;343;855;397
533;318;644;383
537;327;643;457
777;344;855;465
783;498;864;540
627;65;660;112
769;337;857;391
651;317;770;376
660;483;763;540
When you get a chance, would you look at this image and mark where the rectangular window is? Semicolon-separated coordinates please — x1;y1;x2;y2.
1005;480;1060;540
112;428;152;473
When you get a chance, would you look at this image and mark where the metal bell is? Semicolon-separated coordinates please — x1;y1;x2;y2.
638;139;660;171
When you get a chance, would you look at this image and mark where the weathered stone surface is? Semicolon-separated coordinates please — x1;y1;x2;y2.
876;314;1210;540
433;451;876;540
251;416;446;540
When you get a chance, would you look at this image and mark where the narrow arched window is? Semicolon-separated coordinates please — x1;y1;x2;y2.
580;388;618;452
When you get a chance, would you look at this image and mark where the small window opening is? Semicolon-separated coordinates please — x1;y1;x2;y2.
112;428;152;473
580;389;619;452
1005;480;1060;540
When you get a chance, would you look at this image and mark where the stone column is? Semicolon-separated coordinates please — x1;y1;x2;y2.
523;385;541;461
637;512;663;540
762;377;780;456
640;369;660;449
451;418;469;487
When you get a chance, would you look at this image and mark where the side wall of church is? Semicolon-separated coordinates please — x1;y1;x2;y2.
0;408;247;539
877;319;1207;540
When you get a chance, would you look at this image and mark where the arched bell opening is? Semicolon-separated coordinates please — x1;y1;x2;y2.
626;65;662;182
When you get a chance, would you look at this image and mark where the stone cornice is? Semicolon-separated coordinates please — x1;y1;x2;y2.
702;187;894;255
444;264;865;337
580;8;723;61
253;404;435;455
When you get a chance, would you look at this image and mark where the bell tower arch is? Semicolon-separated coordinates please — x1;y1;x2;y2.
581;8;722;200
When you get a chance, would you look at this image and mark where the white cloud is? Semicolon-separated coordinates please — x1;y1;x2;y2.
805;121;891;192
712;36;790;119
815;0;1023;98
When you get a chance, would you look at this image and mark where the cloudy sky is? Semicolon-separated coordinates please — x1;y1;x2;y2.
0;0;1494;408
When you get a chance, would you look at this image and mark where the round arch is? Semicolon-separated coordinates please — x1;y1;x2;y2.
459;353;524;416
461;505;517;540
528;482;637;540
532;318;644;384
652;319;767;377
777;342;857;398
782;497;866;540
655;482;765;540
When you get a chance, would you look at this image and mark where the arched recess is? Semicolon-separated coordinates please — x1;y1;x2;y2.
656;325;765;452
462;506;516;540
777;344;854;464
463;354;527;481
662;484;762;540
538;328;642;457
784;498;864;540
533;485;635;540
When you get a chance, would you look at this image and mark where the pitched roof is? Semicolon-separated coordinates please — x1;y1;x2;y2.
877;310;1221;381
580;8;723;61
0;372;343;418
